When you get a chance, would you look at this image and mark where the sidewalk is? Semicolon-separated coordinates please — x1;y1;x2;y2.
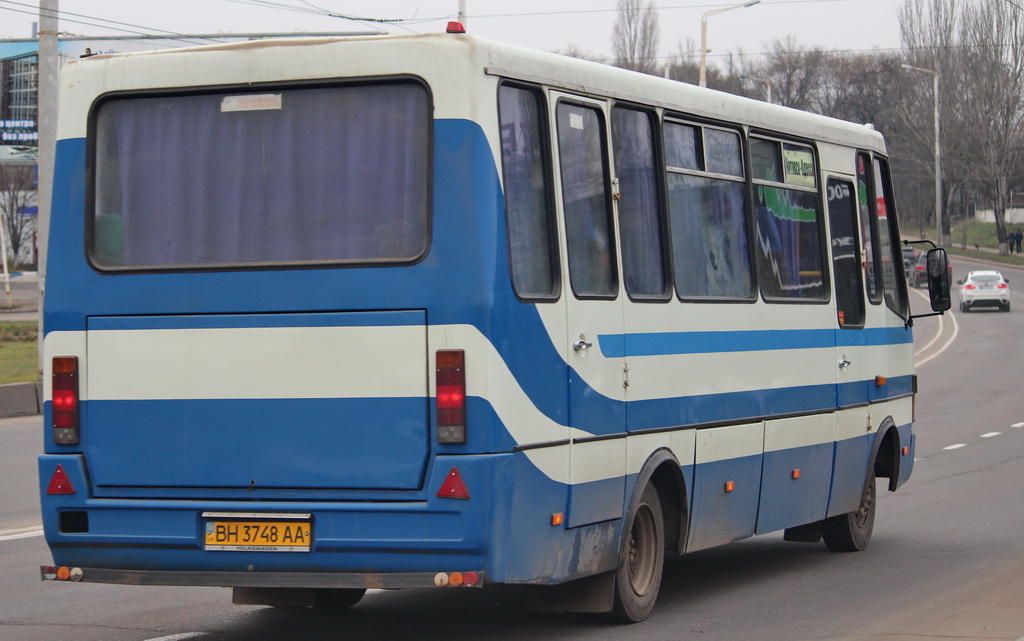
0;272;41;417
0;271;40;323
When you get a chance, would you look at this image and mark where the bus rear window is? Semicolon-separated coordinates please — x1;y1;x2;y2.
90;82;430;269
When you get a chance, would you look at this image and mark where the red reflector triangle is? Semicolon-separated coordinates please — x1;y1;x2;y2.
437;467;470;500
47;464;75;495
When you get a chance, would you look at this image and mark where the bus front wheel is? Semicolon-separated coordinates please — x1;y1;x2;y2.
824;476;876;552
610;483;665;623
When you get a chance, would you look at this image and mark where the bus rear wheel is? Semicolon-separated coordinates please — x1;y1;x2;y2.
610;483;664;623
824;476;876;552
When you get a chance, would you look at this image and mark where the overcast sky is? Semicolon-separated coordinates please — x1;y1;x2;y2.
0;0;906;64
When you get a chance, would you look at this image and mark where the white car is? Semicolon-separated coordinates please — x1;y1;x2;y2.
958;270;1010;312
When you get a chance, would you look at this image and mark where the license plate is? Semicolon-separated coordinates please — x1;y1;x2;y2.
204;514;312;552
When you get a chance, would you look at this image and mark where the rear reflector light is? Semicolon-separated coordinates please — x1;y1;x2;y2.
41;566;83;582
52;357;80;445
433;571;482;588
438;466;470;500
46;464;76;495
436;350;466;444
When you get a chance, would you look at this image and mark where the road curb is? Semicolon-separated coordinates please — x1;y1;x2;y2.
0;381;42;418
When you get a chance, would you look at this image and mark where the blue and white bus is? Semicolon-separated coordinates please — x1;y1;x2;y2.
39;28;950;621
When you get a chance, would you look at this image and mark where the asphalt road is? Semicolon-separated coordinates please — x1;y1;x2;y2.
3;256;1024;641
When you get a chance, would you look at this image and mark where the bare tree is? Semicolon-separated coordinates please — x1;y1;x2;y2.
611;0;660;75
899;0;1024;253
556;43;602;63
740;36;829;111
0;164;36;268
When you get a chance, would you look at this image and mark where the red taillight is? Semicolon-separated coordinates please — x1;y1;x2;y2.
52;356;80;445
964;284;976;290
998;283;1008;289
916;265;926;271
436;349;466;444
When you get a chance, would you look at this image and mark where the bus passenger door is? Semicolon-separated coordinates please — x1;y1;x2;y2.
551;94;627;528
825;174;873;517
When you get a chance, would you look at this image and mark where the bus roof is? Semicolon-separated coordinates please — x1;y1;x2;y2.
57;31;887;154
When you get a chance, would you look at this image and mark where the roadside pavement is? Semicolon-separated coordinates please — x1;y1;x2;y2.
0;272;41;417
0;271;39;322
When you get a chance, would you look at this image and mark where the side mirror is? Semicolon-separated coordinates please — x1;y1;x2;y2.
927;248;951;312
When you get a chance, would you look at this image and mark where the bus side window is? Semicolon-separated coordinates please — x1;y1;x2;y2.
857;153;883;304
664;121;754;300
826;178;865;327
873;157;910;318
751;139;828;301
498;84;560;300
611;106;669;300
556;102;618;299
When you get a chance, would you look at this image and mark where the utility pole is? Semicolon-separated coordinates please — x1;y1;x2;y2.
902;64;943;247
37;0;59;363
458;0;466;28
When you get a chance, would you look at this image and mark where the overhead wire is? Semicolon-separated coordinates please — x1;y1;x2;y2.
0;0;226;45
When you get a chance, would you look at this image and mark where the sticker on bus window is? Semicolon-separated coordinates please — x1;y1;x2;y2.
221;94;283;112
570;112;585;130
782;145;816;188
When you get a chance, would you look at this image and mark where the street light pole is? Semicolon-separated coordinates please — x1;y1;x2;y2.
699;0;761;88
741;75;772;103
902;64;943;246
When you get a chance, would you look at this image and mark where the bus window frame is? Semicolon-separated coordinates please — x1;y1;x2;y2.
857;151;884;306
825;175;867;329
662;114;758;304
553;95;620;302
869;154;911;321
610;100;673;303
84;75;435;274
497;80;563;303
748;131;831;306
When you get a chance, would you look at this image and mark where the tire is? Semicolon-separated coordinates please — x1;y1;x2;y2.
609;484;664;623
960;300;969;313
824;476;876;552
313;588;366;610
1003;302;1011;312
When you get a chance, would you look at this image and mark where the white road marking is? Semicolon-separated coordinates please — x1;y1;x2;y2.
1012;422;1024;428
981;432;1001;438
943;443;967;450
142;634;205;641
0;525;44;541
912;288;960;367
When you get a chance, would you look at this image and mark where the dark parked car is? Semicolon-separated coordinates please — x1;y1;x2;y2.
902;246;916;273
910;250;951;288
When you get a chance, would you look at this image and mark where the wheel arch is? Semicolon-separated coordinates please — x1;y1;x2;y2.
871;416;902;492
626;448;687;555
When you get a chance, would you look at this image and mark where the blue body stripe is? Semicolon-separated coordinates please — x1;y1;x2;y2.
601;327;912;358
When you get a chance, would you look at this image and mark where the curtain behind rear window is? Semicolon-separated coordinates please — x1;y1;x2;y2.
92;82;429;268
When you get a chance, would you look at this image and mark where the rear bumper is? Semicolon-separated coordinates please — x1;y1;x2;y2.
39;452;510;579
961;294;1008;307
40;566;482;589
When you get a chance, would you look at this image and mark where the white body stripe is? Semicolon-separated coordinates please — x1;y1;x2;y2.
44;323;912;485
